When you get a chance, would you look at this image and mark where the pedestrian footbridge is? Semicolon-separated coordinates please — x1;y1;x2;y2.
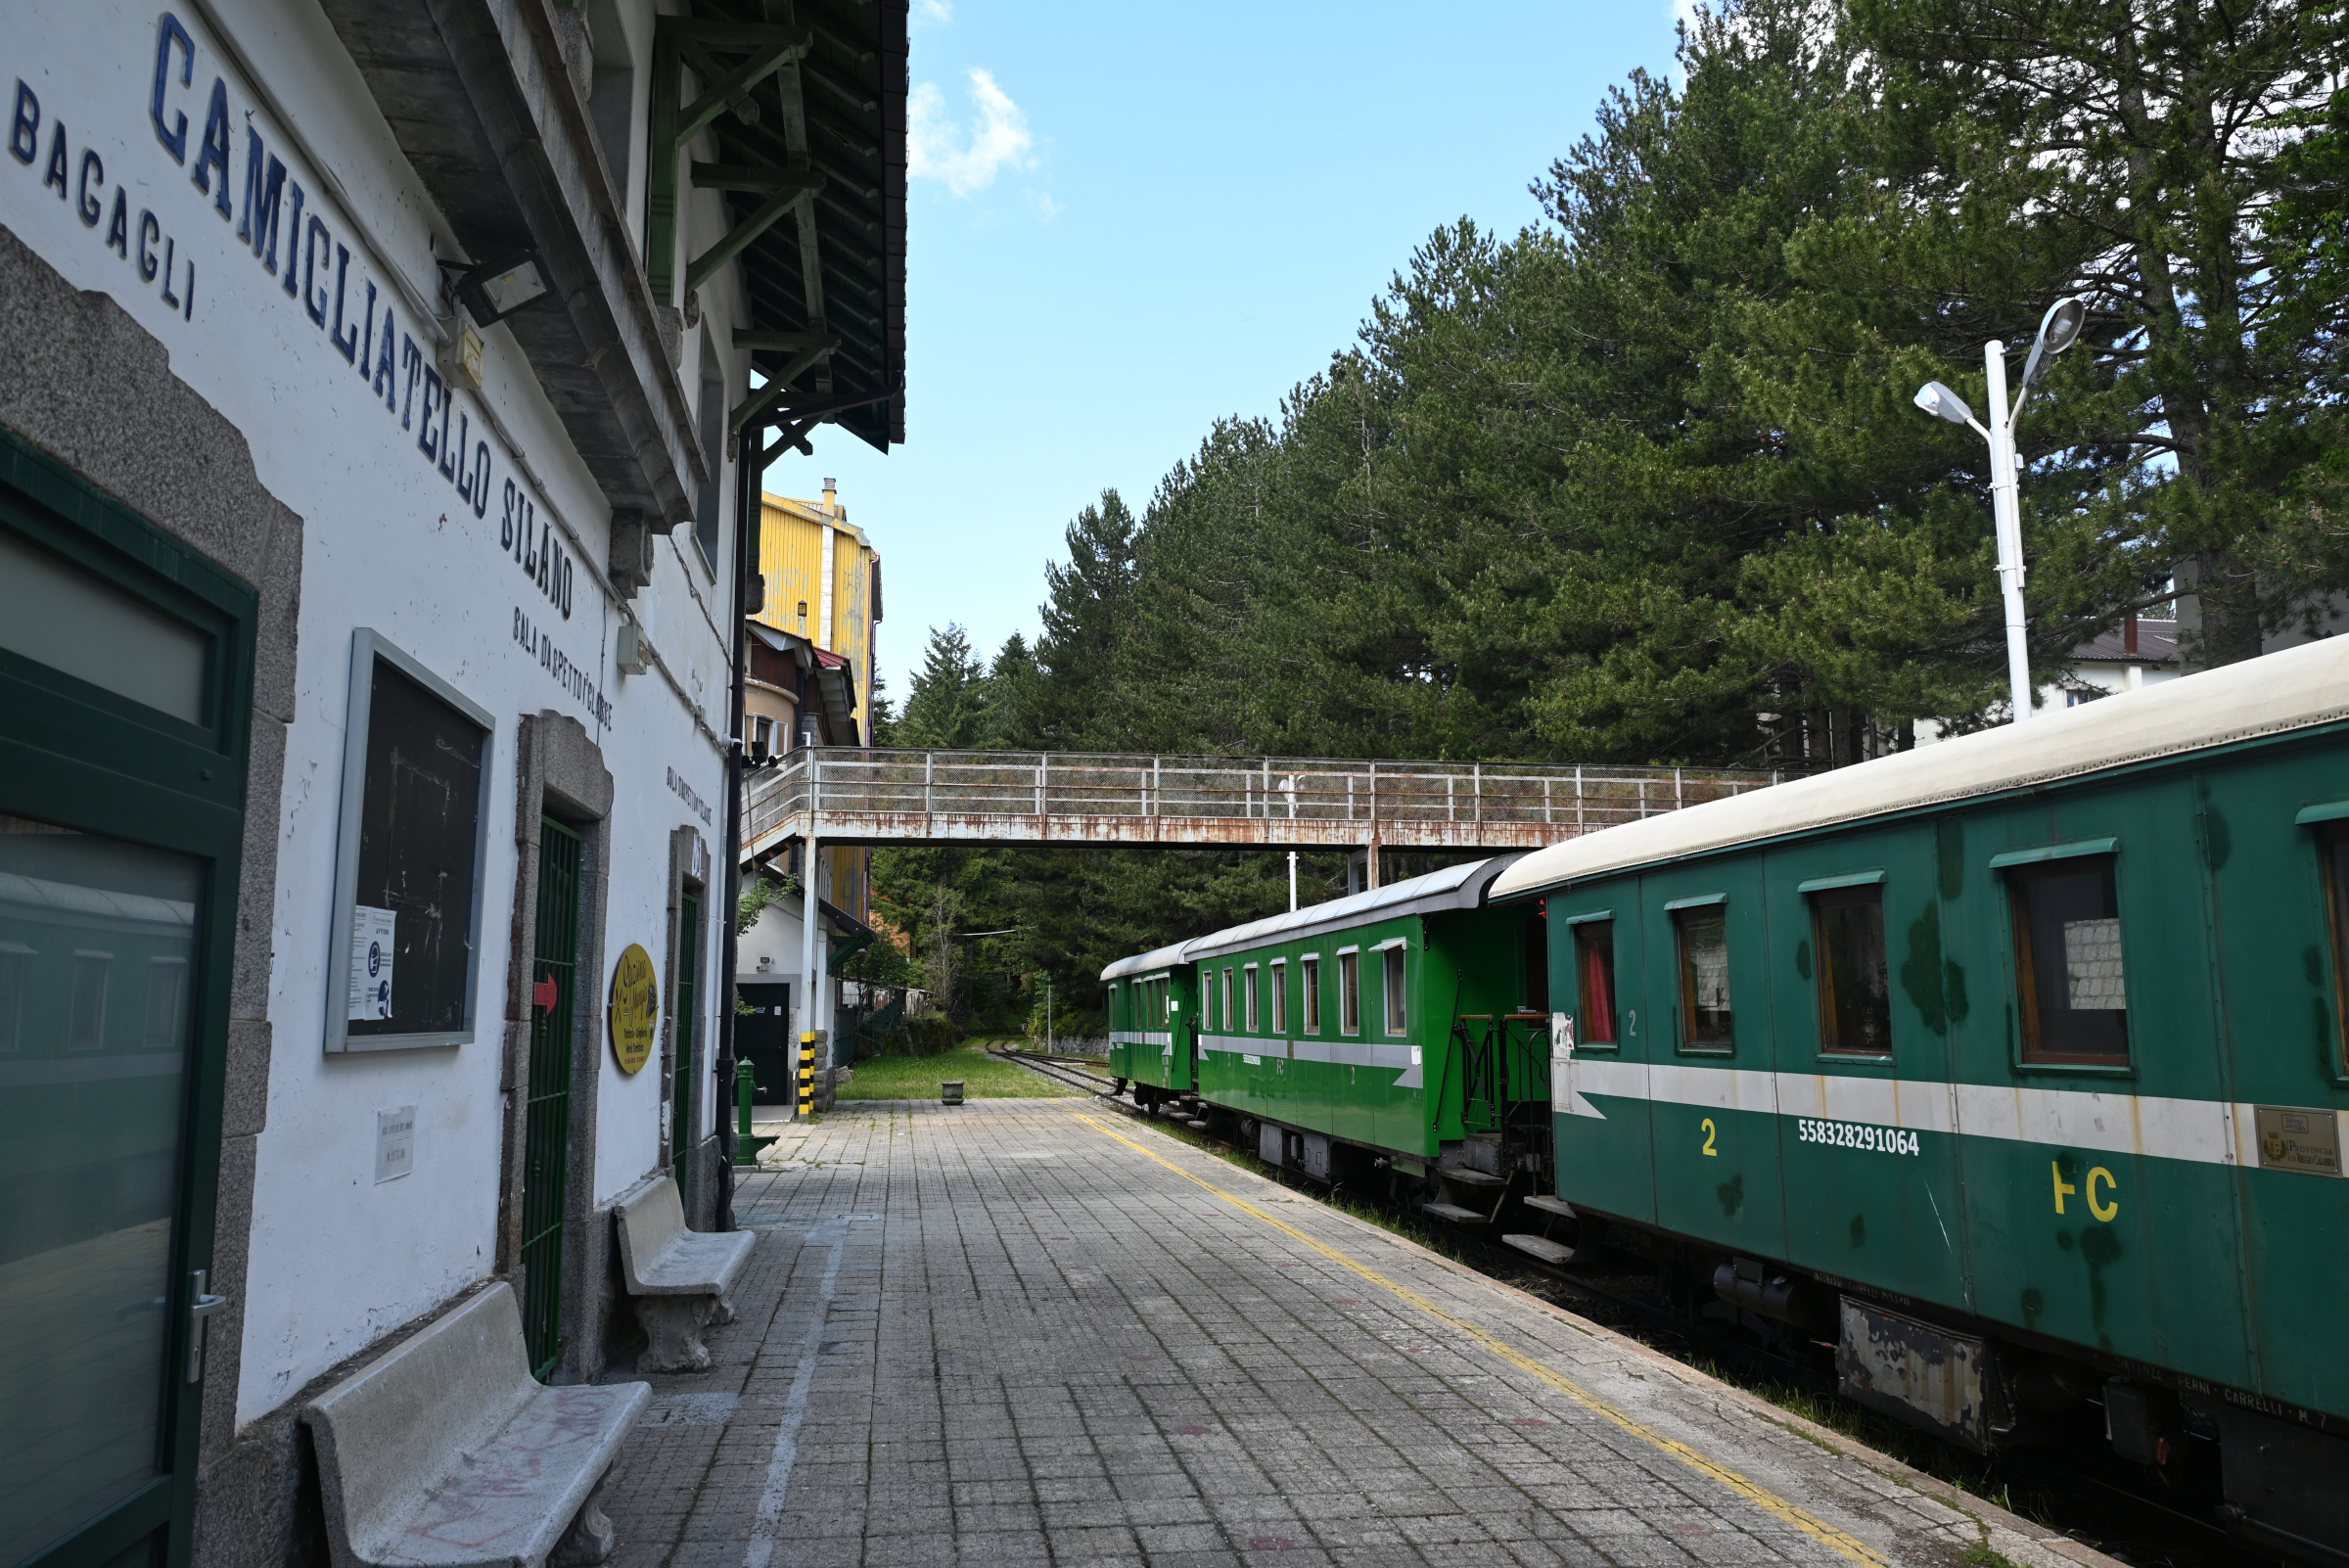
741;747;1781;860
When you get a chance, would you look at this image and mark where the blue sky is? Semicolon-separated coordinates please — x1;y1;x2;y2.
796;2;1691;709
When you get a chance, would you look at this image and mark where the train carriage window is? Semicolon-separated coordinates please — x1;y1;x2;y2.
1673;906;1732;1049
1812;886;1892;1054
1244;964;1260;1031
1382;945;1407;1035
2318;823;2349;1073
1221;968;1233;1032
1302;956;1321;1034
142;957;188;1047
1574;921;1617;1045
1270;960;1287;1032
2007;856;2129;1062
1338;949;1360;1034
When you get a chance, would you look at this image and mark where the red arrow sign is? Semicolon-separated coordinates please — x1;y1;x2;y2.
533;976;559;1012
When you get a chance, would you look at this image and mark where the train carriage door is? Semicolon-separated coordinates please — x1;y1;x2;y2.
1151;976;1174;1090
0;439;255;1568
1763;831;1963;1312
1550;888;1655;1223
1646;859;1784;1259
1173;970;1198;1094
1106;982;1126;1082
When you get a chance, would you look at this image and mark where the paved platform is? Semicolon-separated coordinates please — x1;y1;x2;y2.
600;1100;2112;1568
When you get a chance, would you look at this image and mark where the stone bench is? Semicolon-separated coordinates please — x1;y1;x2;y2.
615;1174;757;1372
301;1282;648;1568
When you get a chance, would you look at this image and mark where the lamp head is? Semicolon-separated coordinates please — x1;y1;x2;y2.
450;248;552;328
1913;381;1973;426
2021;295;2088;389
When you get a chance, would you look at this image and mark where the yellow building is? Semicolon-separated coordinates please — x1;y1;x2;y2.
754;478;880;744
742;479;882;932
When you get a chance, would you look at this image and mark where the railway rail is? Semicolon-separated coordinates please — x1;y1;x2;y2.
985;1046;2257;1568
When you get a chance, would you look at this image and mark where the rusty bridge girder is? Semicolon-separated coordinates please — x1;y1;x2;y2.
741;749;1783;858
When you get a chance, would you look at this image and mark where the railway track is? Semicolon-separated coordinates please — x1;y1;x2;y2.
988;1048;2262;1568
984;1044;1124;1095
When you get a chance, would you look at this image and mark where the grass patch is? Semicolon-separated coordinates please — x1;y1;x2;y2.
833;1038;1079;1101
1960;1543;2027;1568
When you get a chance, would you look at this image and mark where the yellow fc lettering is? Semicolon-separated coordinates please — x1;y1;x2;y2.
2087;1166;2119;1222
2051;1160;2077;1215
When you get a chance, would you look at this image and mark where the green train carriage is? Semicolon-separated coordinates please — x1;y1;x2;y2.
1102;942;1198;1109
1495;634;2349;1560
1105;857;1560;1201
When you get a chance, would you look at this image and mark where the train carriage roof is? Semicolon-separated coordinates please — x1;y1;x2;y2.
1492;634;2349;900
1175;853;1527;965
1101;942;1196;982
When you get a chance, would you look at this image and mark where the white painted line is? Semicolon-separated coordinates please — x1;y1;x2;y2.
743;1221;851;1568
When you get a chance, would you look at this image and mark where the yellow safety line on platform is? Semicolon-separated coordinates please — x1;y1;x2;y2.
1071;1112;1886;1568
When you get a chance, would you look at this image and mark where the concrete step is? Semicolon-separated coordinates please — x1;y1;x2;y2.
1421;1202;1488;1224
1522;1194;1577;1220
1439;1166;1508;1187
1501;1232;1576;1266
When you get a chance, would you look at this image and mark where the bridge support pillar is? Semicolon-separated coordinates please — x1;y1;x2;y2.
798;831;819;1116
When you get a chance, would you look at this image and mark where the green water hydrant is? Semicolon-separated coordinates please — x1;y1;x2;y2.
735;1057;777;1165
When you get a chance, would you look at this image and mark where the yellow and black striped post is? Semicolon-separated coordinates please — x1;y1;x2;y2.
797;1032;817;1119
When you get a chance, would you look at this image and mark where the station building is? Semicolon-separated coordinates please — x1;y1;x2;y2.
736;479;885;1091
0;2;905;1563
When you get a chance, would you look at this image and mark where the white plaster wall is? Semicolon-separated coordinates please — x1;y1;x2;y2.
739;903;806;982
1;0;740;1421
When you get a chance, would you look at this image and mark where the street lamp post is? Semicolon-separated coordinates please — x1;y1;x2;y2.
1914;296;2088;724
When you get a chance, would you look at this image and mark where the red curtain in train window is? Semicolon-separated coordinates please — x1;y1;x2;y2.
1575;922;1617;1043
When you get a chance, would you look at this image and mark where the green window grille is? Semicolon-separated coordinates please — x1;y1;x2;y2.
673;890;700;1184
521;816;581;1380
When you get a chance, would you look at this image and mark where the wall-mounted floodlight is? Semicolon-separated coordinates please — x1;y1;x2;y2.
2019;295;2088;390
1913;381;1974;426
449;248;551;328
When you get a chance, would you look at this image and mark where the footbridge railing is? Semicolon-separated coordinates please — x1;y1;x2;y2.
742;749;1783;857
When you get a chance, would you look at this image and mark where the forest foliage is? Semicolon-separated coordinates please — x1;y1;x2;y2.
855;0;2349;1034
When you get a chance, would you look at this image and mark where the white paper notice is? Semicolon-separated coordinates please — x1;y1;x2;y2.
375;1105;416;1183
348;904;396;1021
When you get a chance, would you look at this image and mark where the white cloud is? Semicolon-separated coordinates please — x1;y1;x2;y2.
1024;188;1063;222
908;68;1035;197
913;0;952;26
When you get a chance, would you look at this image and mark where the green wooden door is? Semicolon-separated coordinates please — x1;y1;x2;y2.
522;818;581;1381
0;432;254;1568
672;891;700;1186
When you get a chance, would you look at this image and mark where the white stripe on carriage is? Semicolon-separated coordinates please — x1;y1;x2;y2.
1196;1033;1424;1089
1551;1057;2341;1169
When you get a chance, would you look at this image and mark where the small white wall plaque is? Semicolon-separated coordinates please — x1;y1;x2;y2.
375;1105;417;1183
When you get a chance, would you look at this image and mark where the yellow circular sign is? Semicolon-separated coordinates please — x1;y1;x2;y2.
610;943;658;1074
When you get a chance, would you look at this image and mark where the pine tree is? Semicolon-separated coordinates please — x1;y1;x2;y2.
1847;0;2349;664
1027;491;1138;750
897;623;989;750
